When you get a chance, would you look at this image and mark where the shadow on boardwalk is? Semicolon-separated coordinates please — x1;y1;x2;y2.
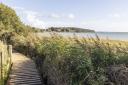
7;53;43;85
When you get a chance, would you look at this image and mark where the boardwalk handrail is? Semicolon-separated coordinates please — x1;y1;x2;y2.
0;45;12;85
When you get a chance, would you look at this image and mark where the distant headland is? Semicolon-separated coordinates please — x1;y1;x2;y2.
33;27;95;33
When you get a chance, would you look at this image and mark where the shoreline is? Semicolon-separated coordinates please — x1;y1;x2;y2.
37;32;128;42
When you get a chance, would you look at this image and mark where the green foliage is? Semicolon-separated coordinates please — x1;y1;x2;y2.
0;42;12;85
0;3;37;44
1;3;128;85
0;3;22;32
46;27;95;32
13;34;128;85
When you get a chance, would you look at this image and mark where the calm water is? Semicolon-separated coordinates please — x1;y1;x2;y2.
39;32;128;41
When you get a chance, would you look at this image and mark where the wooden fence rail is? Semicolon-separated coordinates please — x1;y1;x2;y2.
0;45;12;85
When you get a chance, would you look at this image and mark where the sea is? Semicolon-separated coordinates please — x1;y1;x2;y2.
39;32;128;41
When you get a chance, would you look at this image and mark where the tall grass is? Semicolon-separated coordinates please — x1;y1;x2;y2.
12;33;128;85
0;41;12;85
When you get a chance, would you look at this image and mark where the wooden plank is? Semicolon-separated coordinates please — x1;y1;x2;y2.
8;53;43;85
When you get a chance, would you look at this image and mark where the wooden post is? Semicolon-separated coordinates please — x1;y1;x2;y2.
7;45;12;65
0;52;3;83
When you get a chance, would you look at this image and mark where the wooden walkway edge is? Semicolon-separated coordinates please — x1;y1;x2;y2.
7;53;42;85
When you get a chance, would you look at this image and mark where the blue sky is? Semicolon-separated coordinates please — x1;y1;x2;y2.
1;0;128;32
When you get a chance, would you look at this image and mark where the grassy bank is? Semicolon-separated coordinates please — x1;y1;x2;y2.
11;33;128;85
0;41;12;85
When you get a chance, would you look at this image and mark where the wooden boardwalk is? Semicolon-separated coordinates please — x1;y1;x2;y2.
8;53;42;85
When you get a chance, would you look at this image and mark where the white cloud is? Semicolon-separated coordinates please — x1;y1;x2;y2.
10;6;76;28
68;14;75;19
48;13;75;19
113;14;120;18
11;6;45;28
50;13;61;18
24;10;45;28
12;6;25;10
108;13;121;18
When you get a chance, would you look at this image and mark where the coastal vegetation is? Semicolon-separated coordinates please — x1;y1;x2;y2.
45;27;95;33
0;42;12;85
1;3;128;85
13;34;128;85
30;27;95;33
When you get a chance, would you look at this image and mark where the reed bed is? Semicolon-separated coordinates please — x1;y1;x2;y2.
12;33;128;85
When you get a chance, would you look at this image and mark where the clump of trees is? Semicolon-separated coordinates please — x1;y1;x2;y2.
46;27;95;33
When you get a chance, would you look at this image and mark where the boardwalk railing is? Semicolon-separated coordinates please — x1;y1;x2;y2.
0;44;12;85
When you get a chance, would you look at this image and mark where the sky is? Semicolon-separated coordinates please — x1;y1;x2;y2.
1;0;128;32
